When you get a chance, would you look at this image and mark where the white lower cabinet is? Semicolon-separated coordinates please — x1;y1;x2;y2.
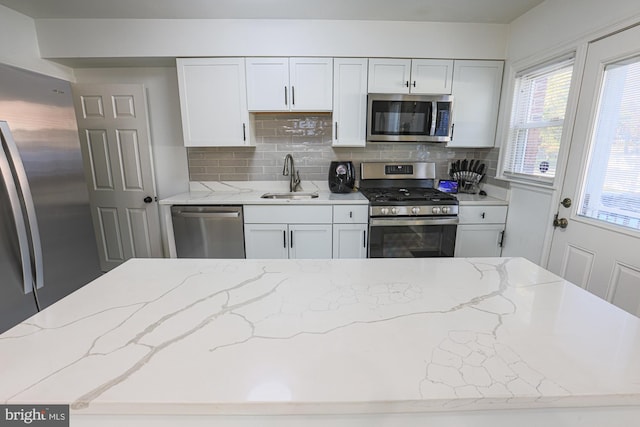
455;205;507;257
244;205;333;259
332;205;368;259
244;204;369;259
333;224;368;258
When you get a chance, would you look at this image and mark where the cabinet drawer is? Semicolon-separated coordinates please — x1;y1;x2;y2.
244;205;332;224
333;205;368;223
458;205;507;224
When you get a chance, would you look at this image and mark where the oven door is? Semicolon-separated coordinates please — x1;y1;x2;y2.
368;217;458;258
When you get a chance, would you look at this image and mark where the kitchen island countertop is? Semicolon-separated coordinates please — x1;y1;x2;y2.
2;257;640;426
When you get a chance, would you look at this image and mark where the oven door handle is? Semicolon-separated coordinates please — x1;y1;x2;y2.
370;217;459;227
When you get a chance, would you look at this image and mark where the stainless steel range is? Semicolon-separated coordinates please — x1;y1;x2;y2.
359;162;458;258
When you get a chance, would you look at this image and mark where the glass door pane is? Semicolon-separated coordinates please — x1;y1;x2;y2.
579;56;640;231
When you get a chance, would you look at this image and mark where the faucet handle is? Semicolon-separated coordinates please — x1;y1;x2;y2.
294;170;301;190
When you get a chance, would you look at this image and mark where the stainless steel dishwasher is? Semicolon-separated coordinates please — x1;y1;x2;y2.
171;205;245;258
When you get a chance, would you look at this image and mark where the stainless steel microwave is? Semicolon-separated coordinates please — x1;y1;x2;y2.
367;93;453;142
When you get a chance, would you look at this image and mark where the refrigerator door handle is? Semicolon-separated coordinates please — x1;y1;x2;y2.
0;123;36;295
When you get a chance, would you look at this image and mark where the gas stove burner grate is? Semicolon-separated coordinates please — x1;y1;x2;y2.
360;187;458;205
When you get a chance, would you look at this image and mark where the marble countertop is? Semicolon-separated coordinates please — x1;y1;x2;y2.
454;192;508;206
159;181;369;206
2;257;640;418
159;181;507;207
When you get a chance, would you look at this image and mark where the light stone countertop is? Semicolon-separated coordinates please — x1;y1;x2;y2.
2;257;640;426
159;181;508;207
159;181;369;206
454;193;507;206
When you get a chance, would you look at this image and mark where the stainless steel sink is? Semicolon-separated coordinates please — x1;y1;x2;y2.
260;192;319;200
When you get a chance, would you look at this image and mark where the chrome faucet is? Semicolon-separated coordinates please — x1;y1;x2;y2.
283;153;301;192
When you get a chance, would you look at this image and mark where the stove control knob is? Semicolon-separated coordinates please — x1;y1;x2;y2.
411;207;420;215
380;207;389;215
442;207;450;214
432;207;441;214
390;207;399;215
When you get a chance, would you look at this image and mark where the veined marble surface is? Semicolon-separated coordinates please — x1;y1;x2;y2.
159;181;368;205
2;258;640;417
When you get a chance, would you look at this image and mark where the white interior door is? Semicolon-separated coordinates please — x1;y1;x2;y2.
72;84;162;271
547;25;640;316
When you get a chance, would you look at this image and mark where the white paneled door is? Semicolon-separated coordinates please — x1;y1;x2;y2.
72;84;162;271
547;25;640;316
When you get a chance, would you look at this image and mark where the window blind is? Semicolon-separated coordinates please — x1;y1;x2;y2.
503;58;575;182
579;57;640;231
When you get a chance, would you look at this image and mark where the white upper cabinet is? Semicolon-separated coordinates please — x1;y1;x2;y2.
176;58;251;147
289;58;333;111
411;59;455;94
367;58;411;93
367;58;454;94
448;60;504;148
332;58;368;147
246;57;333;112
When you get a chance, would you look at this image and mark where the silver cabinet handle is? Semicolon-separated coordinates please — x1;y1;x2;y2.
0;122;40;296
283;230;286;248
284;86;288;106
334;122;338;140
363;230;367;248
291;86;295;105
243;123;246;141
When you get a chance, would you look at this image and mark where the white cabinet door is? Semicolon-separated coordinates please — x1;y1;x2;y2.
246;57;332;112
289;224;333;259
455;204;507;258
176;58;250;147
244;223;288;259
290;58;333;111
332;58;368;147
455;224;504;257
368;58;412;93
410;59;454;94
246;57;290;111
368;58;454;94
448;60;504;148
333;224;367;259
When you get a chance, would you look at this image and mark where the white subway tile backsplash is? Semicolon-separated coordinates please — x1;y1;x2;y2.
187;113;506;187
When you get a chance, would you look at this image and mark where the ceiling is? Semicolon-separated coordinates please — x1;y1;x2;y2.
0;0;545;24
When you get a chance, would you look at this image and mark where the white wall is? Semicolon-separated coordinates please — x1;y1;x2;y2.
507;0;640;62
35;19;508;63
0;5;73;80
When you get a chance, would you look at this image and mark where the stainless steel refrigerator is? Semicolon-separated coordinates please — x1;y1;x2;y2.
0;63;101;333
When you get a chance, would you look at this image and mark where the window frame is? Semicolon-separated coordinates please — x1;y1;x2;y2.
498;53;579;189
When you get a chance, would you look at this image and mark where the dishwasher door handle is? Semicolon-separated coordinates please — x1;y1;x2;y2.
174;211;241;219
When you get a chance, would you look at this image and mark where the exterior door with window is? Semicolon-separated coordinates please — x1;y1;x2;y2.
547;25;640;316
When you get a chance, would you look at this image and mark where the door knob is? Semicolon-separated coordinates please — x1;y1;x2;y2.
143;196;153;204
560;197;572;208
553;215;568;228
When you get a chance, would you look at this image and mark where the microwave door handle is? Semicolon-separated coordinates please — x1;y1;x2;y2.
0;124;35;295
430;101;437;136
